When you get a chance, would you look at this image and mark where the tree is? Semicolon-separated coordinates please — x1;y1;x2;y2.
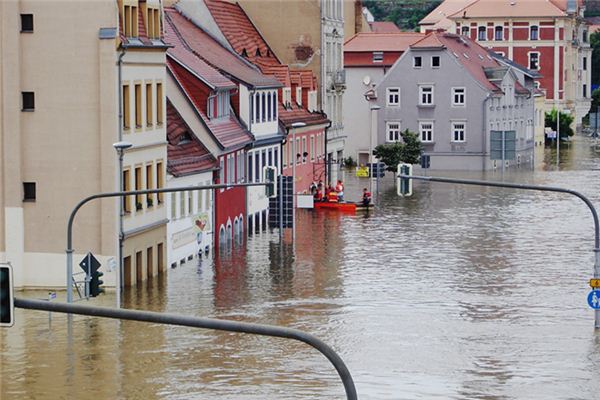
591;31;600;87
373;129;422;172
545;108;574;141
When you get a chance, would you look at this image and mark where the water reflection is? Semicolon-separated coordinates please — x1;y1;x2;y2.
2;136;600;399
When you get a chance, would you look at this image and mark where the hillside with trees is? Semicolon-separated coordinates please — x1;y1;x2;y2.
362;0;443;31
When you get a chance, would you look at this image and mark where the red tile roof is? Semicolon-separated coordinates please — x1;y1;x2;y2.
165;7;281;89
448;0;566;19
167;101;218;177
164;16;236;90
168;59;254;150
345;32;426;52
278;103;329;129
420;0;475;29
412;32;503;92
368;21;401;33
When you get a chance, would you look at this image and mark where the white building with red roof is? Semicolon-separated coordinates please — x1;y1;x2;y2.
421;0;592;126
372;31;539;170
343;32;425;165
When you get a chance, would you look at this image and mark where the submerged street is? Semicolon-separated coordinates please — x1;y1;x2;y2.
2;136;600;399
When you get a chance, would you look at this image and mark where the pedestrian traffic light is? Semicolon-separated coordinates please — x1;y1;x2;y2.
89;269;104;297
263;166;277;198
0;263;14;327
397;163;413;197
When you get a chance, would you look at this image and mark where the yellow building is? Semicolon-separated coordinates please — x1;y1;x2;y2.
0;0;168;290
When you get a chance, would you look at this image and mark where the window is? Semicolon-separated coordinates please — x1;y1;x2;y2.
146;164;154;207
261;93;266;122
23;182;36;201
373;51;383;63
134;166;142;210
122;84;130;129
180;192;186;217
478;26;486;41
451;122;466;142
419;85;434;106
310;135;315;161
21;14;33;32
134;84;142;128
495;26;503;41
147;8;160;39
386;87;400;106
431;56;440;68
123;5;138;37
254;152;260;183
123;169;131;213
248;153;254;181
583;84;588;98
386;122;401;142
529;52;540;70
461;26;469;37
583;57;587;71
272;91;277;120
254;93;259;122
452;87;465;106
583;30;588;43
219;158;225;186
156;162;164;203
419;122;434;142
170;193;177;219
296;138;301;165
21;92;34;111
156;83;163;125
302;137;307;163
413;56;422;68
530;25;539;40
146;83;153;127
188;190;193;215
267;93;272;121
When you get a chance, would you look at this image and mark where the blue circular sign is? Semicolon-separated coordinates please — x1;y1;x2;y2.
587;290;600;309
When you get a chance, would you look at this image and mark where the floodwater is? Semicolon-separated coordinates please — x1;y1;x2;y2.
2;136;600;399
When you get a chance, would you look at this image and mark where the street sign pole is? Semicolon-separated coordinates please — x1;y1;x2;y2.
595;248;600;328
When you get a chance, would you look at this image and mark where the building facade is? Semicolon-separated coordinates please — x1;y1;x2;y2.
0;0;168;289
421;0;592;126
343;32;425;166
374;32;536;170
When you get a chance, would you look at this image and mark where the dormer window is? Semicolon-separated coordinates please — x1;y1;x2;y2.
146;7;161;39
123;4;139;37
209;91;230;119
179;131;192;145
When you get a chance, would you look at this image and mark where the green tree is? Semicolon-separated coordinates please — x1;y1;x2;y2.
545;108;574;141
592;87;600;110
591;31;600;86
373;129;422;171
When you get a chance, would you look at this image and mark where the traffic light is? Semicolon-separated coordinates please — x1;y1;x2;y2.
397;163;413;197
0;263;14;327
263;166;277;198
89;269;104;297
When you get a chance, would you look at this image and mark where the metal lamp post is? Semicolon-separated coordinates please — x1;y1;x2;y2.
112;141;132;307
290;122;306;243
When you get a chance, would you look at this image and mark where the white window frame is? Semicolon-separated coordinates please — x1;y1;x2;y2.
529;25;539;41
477;26;486;41
386;87;400;107
431;56;440;68
494;25;503;41
373;51;383;63
418;85;434;106
451;121;466;143
386;121;401;142
413;56;422;68
528;52;540;70
451;87;466;107
419;121;434;143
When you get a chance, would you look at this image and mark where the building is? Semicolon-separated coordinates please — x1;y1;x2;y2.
164;7;257;249
199;0;330;198
228;0;368;184
343;32;425;165
372;31;537;170
420;0;592;126
166;103;217;268
0;0;168;289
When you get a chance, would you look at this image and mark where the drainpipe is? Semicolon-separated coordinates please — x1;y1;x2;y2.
117;47;127;306
482;93;491;171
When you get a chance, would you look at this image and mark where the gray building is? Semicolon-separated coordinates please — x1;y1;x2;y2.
371;31;537;170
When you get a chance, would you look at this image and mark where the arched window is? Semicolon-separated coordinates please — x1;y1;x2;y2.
219;225;226;245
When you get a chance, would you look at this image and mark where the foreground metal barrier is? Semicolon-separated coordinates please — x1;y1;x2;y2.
15;298;358;399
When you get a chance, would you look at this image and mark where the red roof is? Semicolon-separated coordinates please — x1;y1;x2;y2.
278;103;328;129
345;32;426;52
368;21;401;33
167;102;218;177
448;0;566;19
168;59;254;150
164;16;236;90
412;32;503;92
165;7;281;89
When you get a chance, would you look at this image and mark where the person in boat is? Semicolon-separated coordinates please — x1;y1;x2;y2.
362;188;372;207
335;180;344;202
326;184;338;203
309;181;317;196
313;185;323;202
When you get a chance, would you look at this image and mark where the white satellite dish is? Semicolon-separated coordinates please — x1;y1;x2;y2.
363;75;371;85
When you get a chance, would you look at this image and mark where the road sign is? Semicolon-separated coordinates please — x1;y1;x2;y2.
587;290;600;309
79;252;101;274
590;279;600;288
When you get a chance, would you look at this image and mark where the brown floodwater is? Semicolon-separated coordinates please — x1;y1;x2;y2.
2;136;600;399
